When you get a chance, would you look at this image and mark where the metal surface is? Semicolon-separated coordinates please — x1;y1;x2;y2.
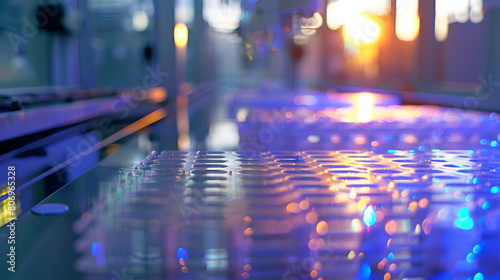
2;88;500;279
0;87;166;141
2;147;500;279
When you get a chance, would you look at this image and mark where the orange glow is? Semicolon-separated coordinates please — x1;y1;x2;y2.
244;264;252;271
316;221;329;235
385;220;397;235
149;87;167;103
344;14;381;44
384;272;391;280
182;266;188;273
422;217;432;234
308;239;319;250
310;270;318;278
354;135;367;145
241;272;250;279
244;227;253;236
174;23;189;48
243;216;252;222
306;211;319;224
418;198;429;208
299;200;310;210
409;201;418;213
287;202;301;213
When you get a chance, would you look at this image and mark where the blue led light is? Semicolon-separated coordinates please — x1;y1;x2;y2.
418;146;426;151
473;245;482;254
480;139;487;145
491;186;499;194
473;178;478;184
432;149;441;152
387;150;396;154
491;141;498;147
467;150;474;154
177;247;188;261
91;242;103;256
361;263;371;280
388;252;394;261
409;150;416;154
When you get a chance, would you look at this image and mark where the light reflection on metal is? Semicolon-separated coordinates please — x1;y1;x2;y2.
177;83;191;150
356;92;374;123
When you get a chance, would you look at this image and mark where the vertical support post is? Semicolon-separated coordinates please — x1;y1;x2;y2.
415;0;439;88
153;0;177;102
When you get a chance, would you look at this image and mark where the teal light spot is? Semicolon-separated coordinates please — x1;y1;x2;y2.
433;178;441;183
466;253;475;263
473;245;482;254
361;263;371;280
455;217;474;230
491;186;499;194
482;201;490;210
362;206;376;227
474;272;484;280
436;155;440;158
458;207;470;218
466;194;473;202
455;207;473;230
467;150;474;154
418;146;426;151
492;141;498;147
473;178;478;184
387;150;396;154
388;252;394;261
409;150;416;154
480;139;487;145
432;149;441;152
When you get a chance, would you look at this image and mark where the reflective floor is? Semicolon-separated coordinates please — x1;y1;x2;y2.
2;90;500;280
